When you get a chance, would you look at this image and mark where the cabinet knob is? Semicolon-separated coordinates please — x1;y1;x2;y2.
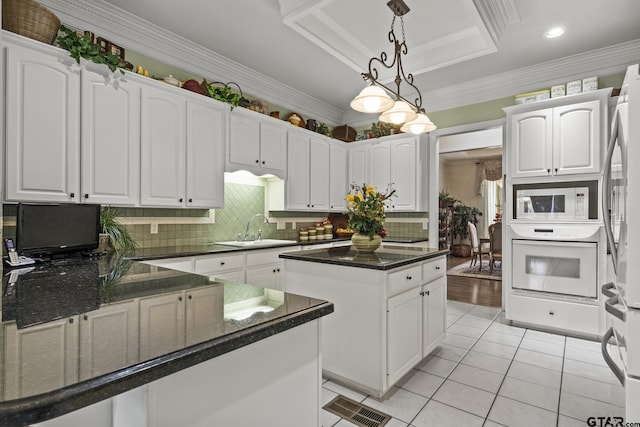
262;161;265;165
426;290;430;296
178;296;183;301
220;261;225;266
179;198;183;203
84;194;89;199
83;315;88;320
277;268;280;272
189;198;193;203
549;311;554;316
406;275;412;280
188;295;192;300
273;269;277;273
69;318;74;324
255;160;260;164
547;169;551;174
555;168;558;173
435;266;440;270
70;192;75;198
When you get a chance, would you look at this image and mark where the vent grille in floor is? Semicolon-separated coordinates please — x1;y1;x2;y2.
323;395;391;427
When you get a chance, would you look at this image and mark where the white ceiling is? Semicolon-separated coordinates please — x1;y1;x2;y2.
41;0;640;126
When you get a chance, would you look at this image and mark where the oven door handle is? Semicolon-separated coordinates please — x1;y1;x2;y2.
605;294;627;322
602;111;620;275
601;282;617;298
601;327;625;386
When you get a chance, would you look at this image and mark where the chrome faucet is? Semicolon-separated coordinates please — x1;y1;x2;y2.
244;214;270;241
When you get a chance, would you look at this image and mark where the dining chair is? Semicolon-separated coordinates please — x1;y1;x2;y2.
488;222;502;273
468;222;490;270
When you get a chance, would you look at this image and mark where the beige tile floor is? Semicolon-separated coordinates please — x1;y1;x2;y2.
321;301;625;427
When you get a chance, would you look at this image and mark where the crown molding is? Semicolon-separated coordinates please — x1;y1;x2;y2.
472;0;521;45
37;0;345;125
32;0;640;129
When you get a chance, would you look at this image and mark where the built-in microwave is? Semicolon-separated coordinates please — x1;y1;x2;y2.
513;181;599;221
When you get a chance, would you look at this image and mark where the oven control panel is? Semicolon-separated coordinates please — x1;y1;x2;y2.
510;224;602;241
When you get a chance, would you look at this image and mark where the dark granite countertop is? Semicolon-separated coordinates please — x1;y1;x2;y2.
126;238;352;261
280;245;448;270
0;255;332;426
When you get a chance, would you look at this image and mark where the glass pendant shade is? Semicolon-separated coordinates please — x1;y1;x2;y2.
378;100;418;125
350;85;395;113
400;113;437;134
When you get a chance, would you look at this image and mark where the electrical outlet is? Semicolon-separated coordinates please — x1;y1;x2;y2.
150;223;158;234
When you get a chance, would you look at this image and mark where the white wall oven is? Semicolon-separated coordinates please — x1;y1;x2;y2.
510;224;601;300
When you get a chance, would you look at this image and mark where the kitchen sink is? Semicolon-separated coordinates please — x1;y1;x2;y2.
216;239;298;248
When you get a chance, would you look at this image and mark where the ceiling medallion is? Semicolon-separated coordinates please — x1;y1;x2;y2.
350;0;436;134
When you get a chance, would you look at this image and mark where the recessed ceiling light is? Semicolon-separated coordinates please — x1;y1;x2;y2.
545;27;565;38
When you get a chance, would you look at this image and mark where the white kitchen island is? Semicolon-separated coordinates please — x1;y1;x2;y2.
281;244;448;398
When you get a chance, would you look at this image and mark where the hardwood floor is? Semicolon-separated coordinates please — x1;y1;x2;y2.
446;255;503;308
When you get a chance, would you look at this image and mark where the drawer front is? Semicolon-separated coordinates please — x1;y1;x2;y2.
508;294;600;335
246;249;285;266
144;258;194;273
422;257;446;284
388;265;422;297
194;253;245;274
212;270;245;283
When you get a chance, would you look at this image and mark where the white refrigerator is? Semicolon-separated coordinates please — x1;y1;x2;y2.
601;63;640;422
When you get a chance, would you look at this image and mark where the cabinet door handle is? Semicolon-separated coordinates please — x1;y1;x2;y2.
179;198;183;203
548;311;554;316
547;169;551;174
426;290;430;296
255;160;259;164
277;268;280;272
262;161;265;165
188;198;193;203
69;318;74;324
555;168;558;173
188;295;192;299
178;296;183;301
70;192;75;198
273;269;277;273
84;194;89;199
220;261;225;266
406;275;412;280
435;266;440;270
420;291;424;296
84;315;88;320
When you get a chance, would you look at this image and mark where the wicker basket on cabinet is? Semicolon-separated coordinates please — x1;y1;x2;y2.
2;0;61;45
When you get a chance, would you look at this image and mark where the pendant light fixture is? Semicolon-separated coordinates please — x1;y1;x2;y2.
350;0;436;134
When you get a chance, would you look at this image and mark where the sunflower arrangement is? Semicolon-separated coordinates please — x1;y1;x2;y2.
346;183;396;238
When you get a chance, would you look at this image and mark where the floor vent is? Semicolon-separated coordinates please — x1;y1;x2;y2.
323;395;392;427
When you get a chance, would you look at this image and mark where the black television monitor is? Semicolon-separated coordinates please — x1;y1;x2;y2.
16;203;101;257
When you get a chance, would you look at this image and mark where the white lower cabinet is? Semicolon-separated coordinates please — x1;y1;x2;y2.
139;292;186;360
285;253;446;397
79;300;139;379
245;264;284;291
422;277;446;355
386;266;446;385
387;287;422;385
185;286;225;346
3;318;79;399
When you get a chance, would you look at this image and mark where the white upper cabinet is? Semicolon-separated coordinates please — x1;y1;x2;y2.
286;131;330;211
507;91;609;179
368;136;421;211
81;67;141;205
348;142;371;189
140;85;226;208
228;108;287;178
140;85;187;207
553;100;601;176
390;137;419;211
186;98;226;208
5;43;81;202
329;142;348;212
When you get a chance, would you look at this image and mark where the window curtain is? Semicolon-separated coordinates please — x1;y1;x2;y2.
475;159;502;195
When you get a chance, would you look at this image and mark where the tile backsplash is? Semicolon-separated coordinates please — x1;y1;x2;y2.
1;182;429;251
